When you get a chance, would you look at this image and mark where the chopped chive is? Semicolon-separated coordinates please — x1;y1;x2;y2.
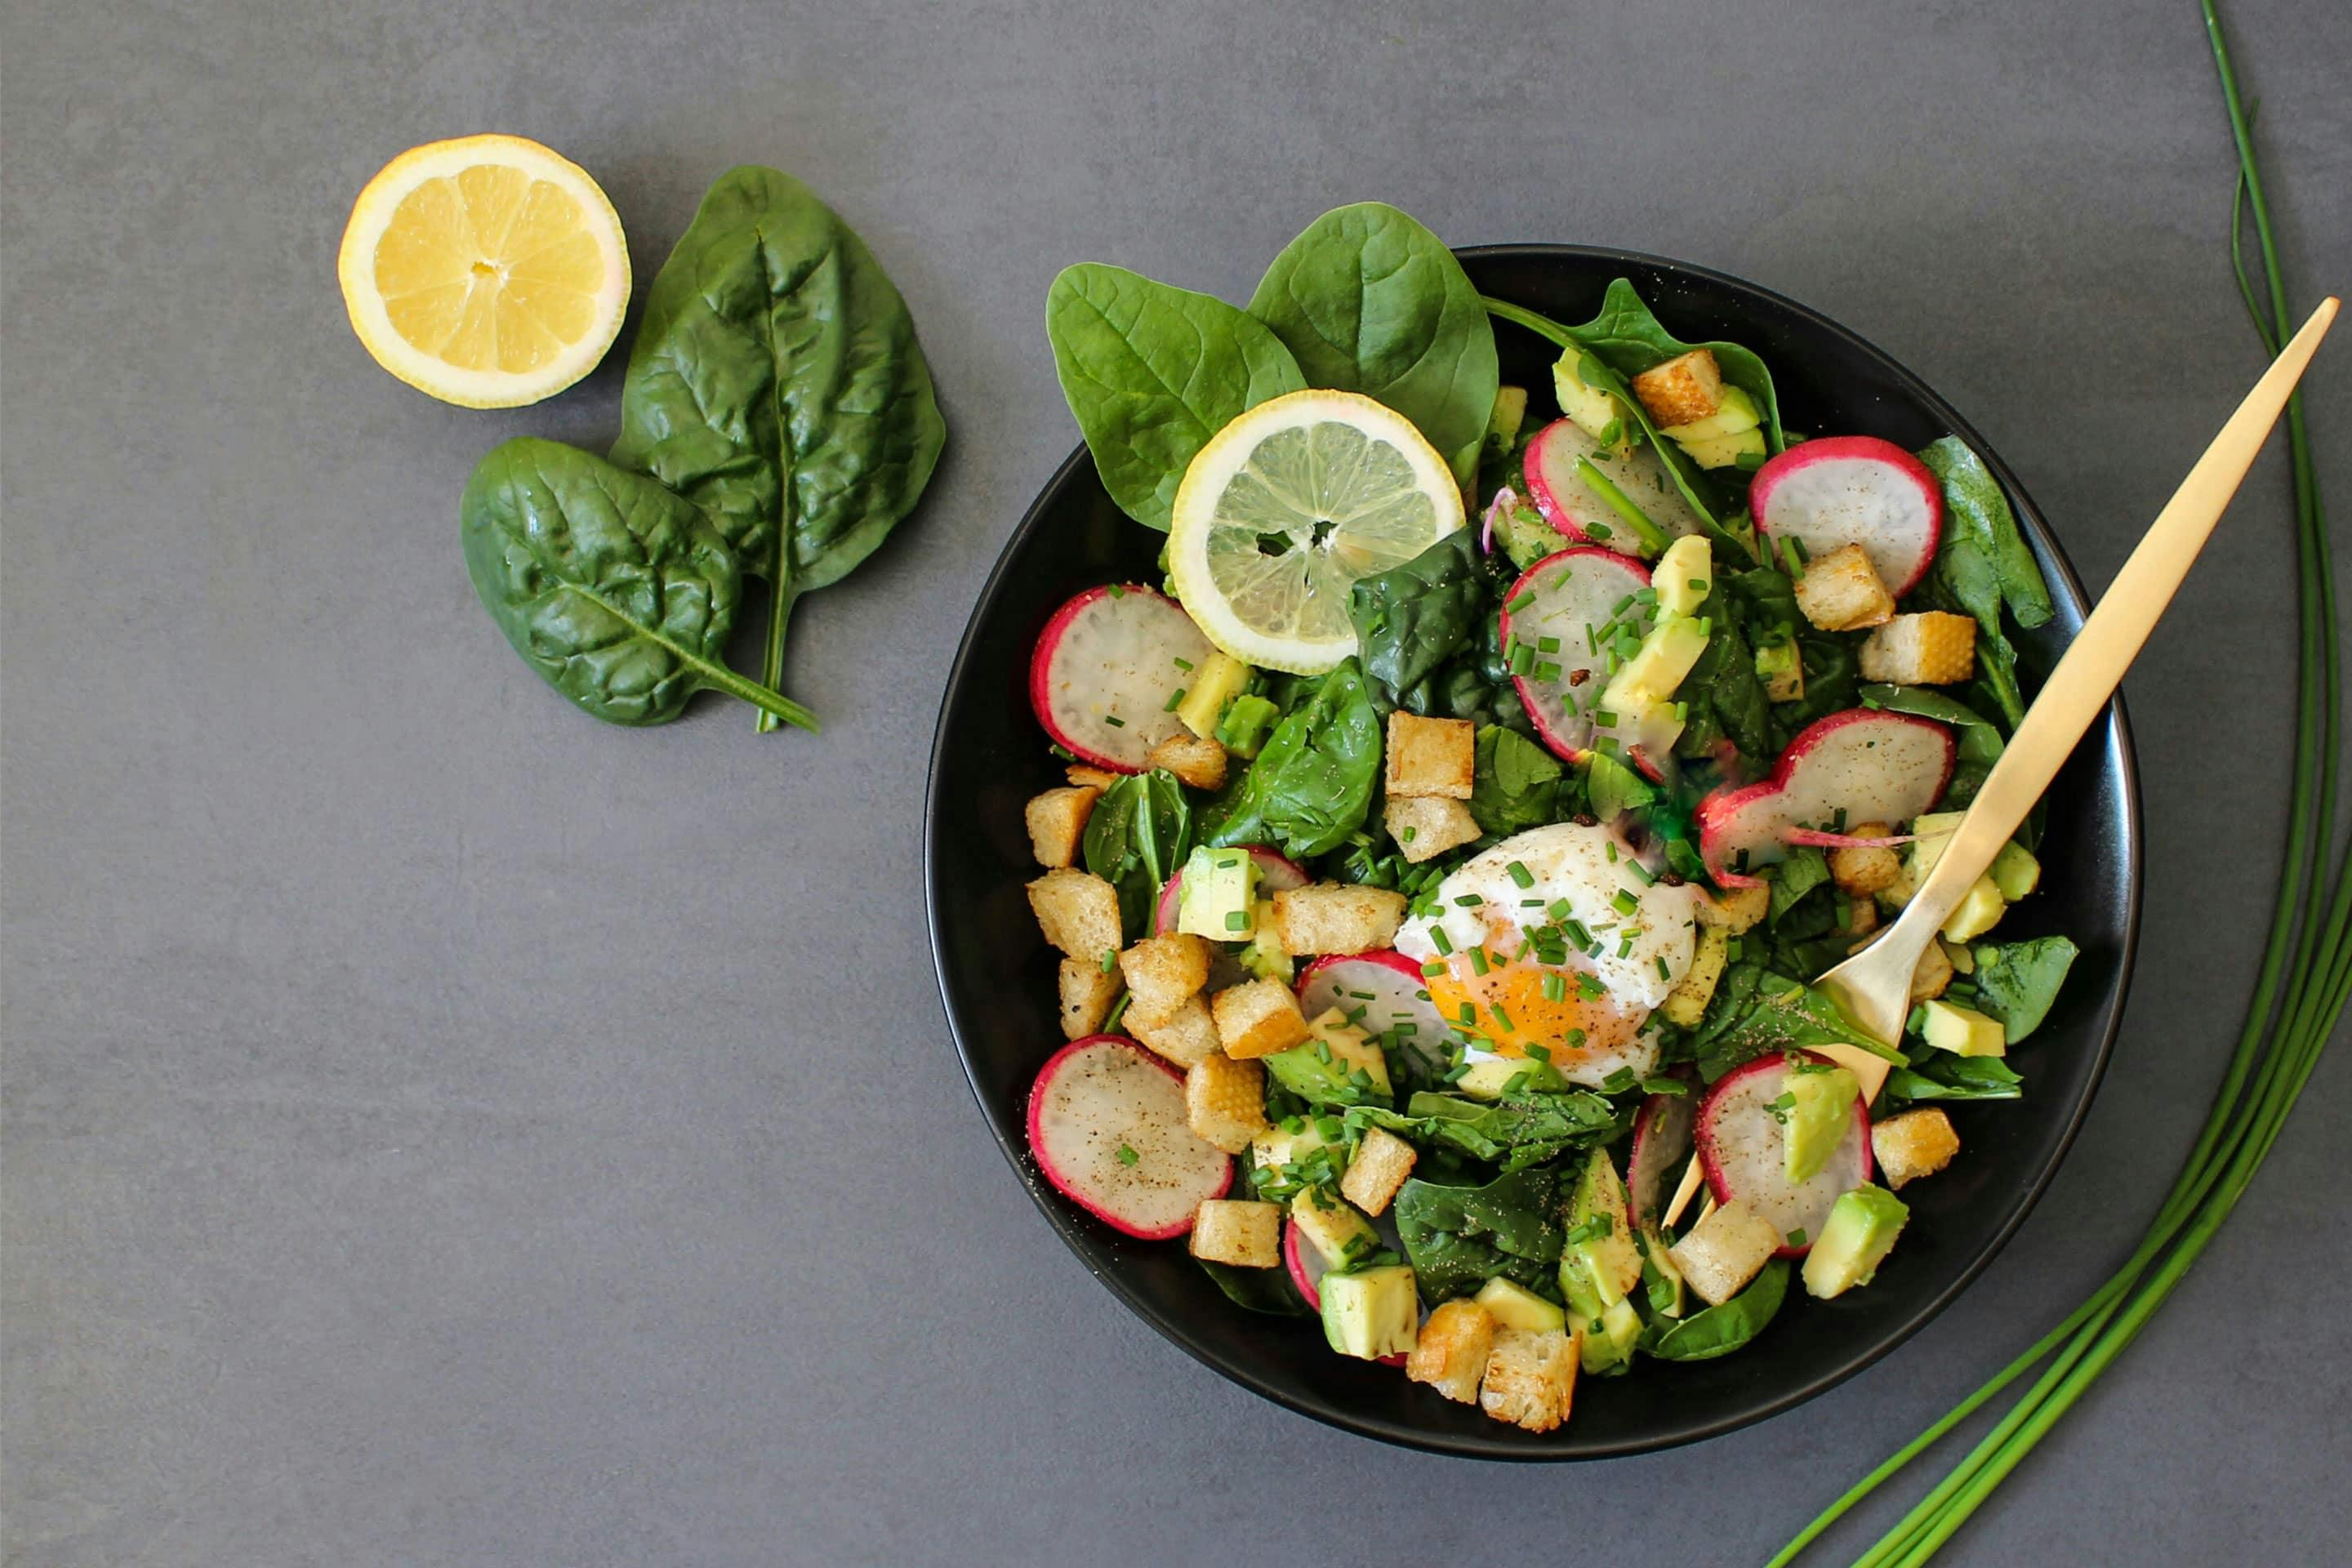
1468;946;1490;976
1103;714;1125;728
1508;862;1535;889
1541;972;1568;1003
1490;1002;1514;1031
1421;960;1447;978
1430;926;1452;956
1100;948;1118;973
1504;589;1536;614
1116;1144;1139;1165
1538;635;1561;653
1612;889;1640;915
1656;956;1672;981
1172;657;1194;671
1163;688;1187;711
1225;908;1249;931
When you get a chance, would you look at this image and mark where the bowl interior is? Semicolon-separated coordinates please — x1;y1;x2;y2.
926;246;2138;1458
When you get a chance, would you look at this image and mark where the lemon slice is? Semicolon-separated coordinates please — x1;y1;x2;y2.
1167;389;1466;674
337;135;630;408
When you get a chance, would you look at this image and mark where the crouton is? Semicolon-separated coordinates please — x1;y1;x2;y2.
1793;542;1896;632
1065;764;1121;790
1026;868;1122;960
1270;883;1408;956
1145;733;1227;791
1023;786;1100;869
1661;924;1731;1027
1388;795;1482;863
1385;712;1476;800
1128;996;1220;1069
1290;1191;1378;1267
1406;1299;1496;1405
1339;1125;1419;1216
1630;349;1725;428
1860;612;1977;686
1695;883;1771;934
1909;936;1954;1001
1873;1108;1962;1190
1189;1199;1281;1267
1842;895;1880;937
1479;1326;1580;1432
1210;978;1311;1060
1118;933;1212;1026
1668;1198;1782;1306
1057;956;1123;1040
1185;1052;1267;1153
1829;823;1902;898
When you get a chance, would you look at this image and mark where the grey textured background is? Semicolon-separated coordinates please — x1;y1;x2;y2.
6;0;2349;1562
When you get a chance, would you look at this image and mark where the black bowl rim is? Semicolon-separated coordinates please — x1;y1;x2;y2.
925;241;2142;1459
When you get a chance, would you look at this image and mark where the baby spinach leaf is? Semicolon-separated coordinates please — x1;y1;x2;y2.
1082;769;1194;941
1392;1166;1565;1305
1468;725;1565;837
612;167;946;729
459;439;813;730
1674;581;1772;765
1249;203;1499;470
1642;1259;1789;1361
1349;529;1493;709
1881;1054;2025;1107
1914;438;2052;728
1045;264;1306;532
1693;964;1907;1082
1202;660;1380;859
1969;936;2078;1044
1769;848;1834;923
1565;278;1786;453
1356;1090;1620;1168
1196;1258;1311;1316
1588;749;1657;822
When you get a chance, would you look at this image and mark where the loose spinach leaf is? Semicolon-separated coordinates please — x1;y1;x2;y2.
1693;964;1908;1082
1249;203;1499;470
1642;1259;1789;1361
1083;769;1194;941
1881;1054;2025;1107
1468;725;1565;837
459;439;811;729
611;167;946;727
1350;530;1492;709
1392;1167;1565;1305
1196;1258;1311;1316
1914;437;2052;727
1769;848;1833;923
1970;936;2078;1044
1355;1090;1621;1169
1675;584;1772;765
1566;278;1787;453
1203;661;1380;859
1588;749;1657;822
1045;264;1306;532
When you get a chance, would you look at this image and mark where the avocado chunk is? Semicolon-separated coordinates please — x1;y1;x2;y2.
1754;639;1804;702
1475;1276;1566;1334
1653;534;1713;617
1290;1192;1378;1269
1802;1186;1910;1298
1990;840;2042;902
1486;384;1529;454
1557;1148;1641;1318
1919;999;2007;1058
1781;1061;1861;1183
1454;1054;1570;1101
1575;1297;1643;1374
1214;693;1280;759
1675;425;1767;470
1174;845;1259;942
1321;1264;1419;1359
1940;874;2007;942
1265;1014;1392;1107
1599;615;1711;759
1659;385;1761;444
1174;652;1253;740
1552;350;1622;442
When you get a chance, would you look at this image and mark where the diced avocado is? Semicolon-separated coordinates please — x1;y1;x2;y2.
1291;1192;1378;1269
1174;845;1258;942
1676;426;1767;470
1662;924;1731;1027
1940;874;2007;942
1942;938;1976;976
1236;898;1291;982
1575;1297;1643;1374
1903;811;1969;881
1265;1013;1392;1107
1990;840;2042;902
1552;350;1622;442
1659;385;1762;443
1214;693;1280;759
1453;1054;1568;1101
1755;640;1804;702
1490;496;1559;572
1900;812;2007;940
1558;1147;1640;1318
1782;1062;1861;1183
1801;1186;1910;1299
1486;385;1529;455
1250;1117;1336;1179
1321;1264;1419;1359
1654;534;1713;617
1638;1224;1686;1317
1175;652;1253;740
1919;999;2007;1058
1599;614;1712;758
1475;1276;1566;1334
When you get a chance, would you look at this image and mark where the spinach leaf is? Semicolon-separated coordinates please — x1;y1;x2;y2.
1969;936;2078;1044
1565;278;1786;453
1692;964;1907;1082
612;167;946;728
1675;590;1772;765
1196;1258;1311;1316
1914;438;2052;727
1083;769;1194;941
459;439;811;730
1468;725;1565;837
1769;848;1833;923
1642;1259;1789;1361
1588;749;1656;822
1202;661;1380;859
1392;1167;1565;1305
1249;203;1499;470
1774;634;1862;748
1881;1054;2025;1106
1356;1090;1621;1169
1045;264;1306;532
1350;530;1491;709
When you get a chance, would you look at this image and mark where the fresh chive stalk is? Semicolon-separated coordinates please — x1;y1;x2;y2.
1575;457;1672;555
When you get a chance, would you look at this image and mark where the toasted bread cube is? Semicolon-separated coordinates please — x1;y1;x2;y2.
1909;935;1955;1001
1695;883;1771;934
1478;1326;1580;1432
1842;895;1880;937
1066;764;1120;790
1026;868;1122;959
1270;883;1408;956
1668;1198;1782;1306
1189;1199;1282;1267
1661;924;1731;1027
1339;1125;1419;1216
1631;349;1724;427
1388;795;1482;863
1118;933;1212;1026
1829;823;1902;898
1793;542;1896;632
1057;956;1123;1040
1146;733;1227;791
1210;977;1312;1060
1129;995;1220;1069
1385;712;1476;800
1407;1299;1497;1405
1860;612;1977;686
1873;1108;1962;1191
1023;786;1101;869
1185;1052;1268;1153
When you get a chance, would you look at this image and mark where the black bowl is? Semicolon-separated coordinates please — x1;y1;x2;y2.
925;245;2140;1458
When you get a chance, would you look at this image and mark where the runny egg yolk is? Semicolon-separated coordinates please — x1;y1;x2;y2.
1424;946;1648;1066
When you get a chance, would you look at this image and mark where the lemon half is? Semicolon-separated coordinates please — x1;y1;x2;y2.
1167;389;1466;674
338;134;630;408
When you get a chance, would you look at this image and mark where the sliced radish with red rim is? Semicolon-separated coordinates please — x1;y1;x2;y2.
1696;1051;1872;1257
1750;436;1942;596
1628;1085;1696;1230
1027;1035;1232;1240
1297;951;1447;1065
1285;1218;1329;1310
1498;547;1653;762
1523;418;1708;549
1029;585;1214;772
1696;709;1953;879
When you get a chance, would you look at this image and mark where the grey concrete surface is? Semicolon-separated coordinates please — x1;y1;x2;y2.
6;1;2350;1562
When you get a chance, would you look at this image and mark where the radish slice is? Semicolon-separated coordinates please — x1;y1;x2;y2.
1027;1036;1232;1240
1750;436;1942;596
1029;585;1215;772
1298;951;1448;1065
1628;1086;1696;1230
1497;547;1654;761
1696;1051;1872;1256
1696;709;1954;879
1523;418;1708;548
1285;1218;1328;1310
1156;848;1311;934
